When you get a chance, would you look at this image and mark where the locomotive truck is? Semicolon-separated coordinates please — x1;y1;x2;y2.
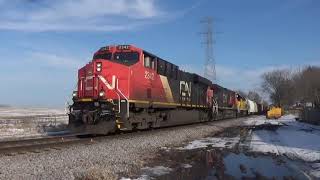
68;45;261;134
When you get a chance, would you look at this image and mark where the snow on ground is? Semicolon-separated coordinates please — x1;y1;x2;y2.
246;115;320;162
120;166;172;180
120;175;149;180
179;114;320;163
181;163;192;168
244;115;289;126
141;166;173;176
178;136;240;150
0;127;42;140
178;114;320;177
0;107;67;117
310;163;320;178
0;107;68;140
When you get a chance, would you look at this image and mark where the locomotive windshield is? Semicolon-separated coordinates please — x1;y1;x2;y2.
93;53;112;60
93;52;140;66
113;52;139;66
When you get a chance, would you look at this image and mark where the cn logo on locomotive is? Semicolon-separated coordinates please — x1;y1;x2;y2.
98;75;117;90
180;81;191;101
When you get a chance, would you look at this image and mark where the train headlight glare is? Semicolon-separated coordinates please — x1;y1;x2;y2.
99;91;105;97
97;63;102;67
72;91;77;97
97;67;102;72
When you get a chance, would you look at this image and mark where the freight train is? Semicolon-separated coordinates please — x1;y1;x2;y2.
68;45;264;134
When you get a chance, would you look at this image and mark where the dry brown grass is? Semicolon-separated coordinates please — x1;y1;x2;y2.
74;167;117;180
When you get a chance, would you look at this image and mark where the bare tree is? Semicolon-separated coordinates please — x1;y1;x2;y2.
261;69;295;107
295;66;320;108
262;100;269;108
247;91;262;103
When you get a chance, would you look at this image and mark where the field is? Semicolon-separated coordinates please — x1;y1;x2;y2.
0;107;68;140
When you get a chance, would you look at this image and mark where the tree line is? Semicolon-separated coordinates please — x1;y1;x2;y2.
261;66;320;108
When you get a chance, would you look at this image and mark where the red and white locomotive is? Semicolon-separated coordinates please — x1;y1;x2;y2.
68;45;254;134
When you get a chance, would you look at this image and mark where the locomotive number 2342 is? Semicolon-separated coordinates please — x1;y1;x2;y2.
144;71;155;80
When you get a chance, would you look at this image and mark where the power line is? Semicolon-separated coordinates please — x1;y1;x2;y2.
200;17;216;81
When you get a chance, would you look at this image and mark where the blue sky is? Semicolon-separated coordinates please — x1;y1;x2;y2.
0;0;319;107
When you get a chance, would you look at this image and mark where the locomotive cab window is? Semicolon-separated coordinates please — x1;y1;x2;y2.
144;55;155;70
93;53;112;60
113;52;139;66
157;59;166;75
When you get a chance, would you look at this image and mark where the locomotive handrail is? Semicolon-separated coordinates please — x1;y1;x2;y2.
116;92;121;114
116;79;129;118
97;75;129;118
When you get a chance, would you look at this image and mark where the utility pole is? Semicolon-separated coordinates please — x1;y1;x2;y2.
200;17;216;81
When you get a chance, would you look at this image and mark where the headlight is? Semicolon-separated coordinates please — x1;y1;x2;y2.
99;91;105;97
96;62;102;72
72;91;77;97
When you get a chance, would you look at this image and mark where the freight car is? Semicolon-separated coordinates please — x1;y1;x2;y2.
236;93;248;116
257;103;266;115
211;84;237;119
68;45;254;134
247;99;258;114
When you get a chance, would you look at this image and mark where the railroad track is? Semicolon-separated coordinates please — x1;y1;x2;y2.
0;134;93;156
0;115;256;156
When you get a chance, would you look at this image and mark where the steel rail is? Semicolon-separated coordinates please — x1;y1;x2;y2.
0;134;92;155
0;115;257;155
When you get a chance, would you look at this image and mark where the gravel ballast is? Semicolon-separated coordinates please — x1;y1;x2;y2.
0;117;249;180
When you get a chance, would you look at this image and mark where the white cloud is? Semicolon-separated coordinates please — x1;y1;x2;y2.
28;0;160;21
0;0;163;32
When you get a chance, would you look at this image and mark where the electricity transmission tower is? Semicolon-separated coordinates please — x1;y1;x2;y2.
200;17;216;81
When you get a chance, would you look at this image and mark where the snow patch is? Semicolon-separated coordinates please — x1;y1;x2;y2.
141;166;172;176
120;175;149;180
0;107;66;117
179;115;320;164
244;116;285;127
0;107;68;140
178;136;240;150
248;116;320;162
181;163;192;168
310;163;320;178
121;166;171;180
160;146;170;151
